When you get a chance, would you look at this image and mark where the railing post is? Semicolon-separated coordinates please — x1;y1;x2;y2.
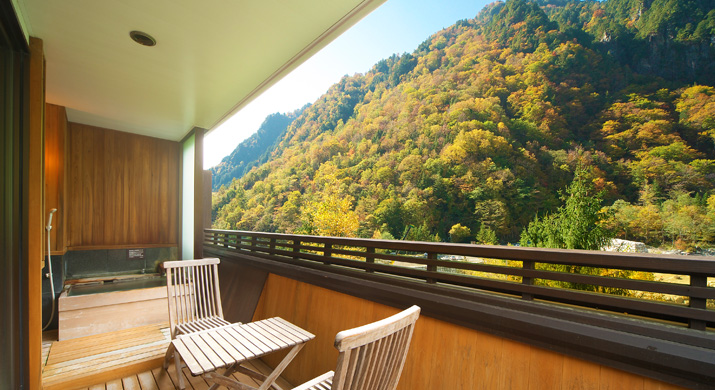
292;239;300;260
269;237;276;255
251;235;257;253
522;260;534;301
689;274;707;330
366;247;375;273
324;243;332;265
426;253;437;284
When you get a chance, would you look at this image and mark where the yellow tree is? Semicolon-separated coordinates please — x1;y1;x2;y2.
302;193;359;237
301;171;359;237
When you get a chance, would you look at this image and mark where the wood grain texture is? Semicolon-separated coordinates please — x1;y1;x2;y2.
67;123;180;248
57;289;170;340
42;323;170;390
561;356;601;390
44;103;68;254
251;273;687;390
27;36;45;390
58;286;167;311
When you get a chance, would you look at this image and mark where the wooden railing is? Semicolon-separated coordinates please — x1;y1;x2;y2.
204;229;714;331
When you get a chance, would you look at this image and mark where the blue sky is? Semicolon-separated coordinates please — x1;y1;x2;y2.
204;0;491;168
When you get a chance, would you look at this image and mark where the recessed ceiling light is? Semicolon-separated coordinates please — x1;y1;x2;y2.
129;31;156;47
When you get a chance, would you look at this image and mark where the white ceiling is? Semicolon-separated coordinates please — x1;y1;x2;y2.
14;0;385;141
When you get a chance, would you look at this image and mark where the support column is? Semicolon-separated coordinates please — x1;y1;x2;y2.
193;127;205;259
25;36;45;390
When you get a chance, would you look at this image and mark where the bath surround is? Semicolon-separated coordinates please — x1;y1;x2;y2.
57;277;169;340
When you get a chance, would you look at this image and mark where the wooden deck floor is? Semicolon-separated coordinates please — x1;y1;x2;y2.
42;323;171;390
41;324;293;390
79;360;291;390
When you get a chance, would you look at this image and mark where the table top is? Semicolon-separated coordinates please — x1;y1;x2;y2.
172;317;315;376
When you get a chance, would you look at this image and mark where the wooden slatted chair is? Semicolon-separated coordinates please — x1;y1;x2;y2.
162;258;232;386
163;258;230;337
293;305;420;390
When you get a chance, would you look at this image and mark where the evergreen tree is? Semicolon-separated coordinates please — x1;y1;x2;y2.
520;165;613;250
520;165;625;293
476;225;499;245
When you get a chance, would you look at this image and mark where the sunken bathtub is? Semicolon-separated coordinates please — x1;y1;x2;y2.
57;275;169;340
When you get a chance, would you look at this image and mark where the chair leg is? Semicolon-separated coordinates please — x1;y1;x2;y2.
174;351;185;390
163;343;175;369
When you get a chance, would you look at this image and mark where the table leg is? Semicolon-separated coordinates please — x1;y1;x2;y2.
206;359;292;390
234;365;284;390
258;343;305;390
204;371;255;390
208;363;239;390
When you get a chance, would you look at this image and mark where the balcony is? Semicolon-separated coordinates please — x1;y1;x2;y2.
35;228;714;389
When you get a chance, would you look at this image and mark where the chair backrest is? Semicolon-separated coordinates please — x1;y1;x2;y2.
163;258;223;338
331;305;420;390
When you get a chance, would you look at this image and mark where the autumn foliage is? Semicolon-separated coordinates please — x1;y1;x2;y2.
212;0;715;251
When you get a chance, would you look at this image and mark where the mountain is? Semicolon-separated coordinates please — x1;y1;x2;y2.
211;0;715;248
538;0;715;84
210;108;304;191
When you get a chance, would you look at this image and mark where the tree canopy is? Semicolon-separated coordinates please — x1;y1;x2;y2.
211;0;715;251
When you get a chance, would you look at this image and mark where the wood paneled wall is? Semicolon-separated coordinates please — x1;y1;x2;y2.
253;274;686;390
67;123;180;249
44;104;68;254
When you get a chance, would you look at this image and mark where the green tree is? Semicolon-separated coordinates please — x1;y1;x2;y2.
476;225;498;245
520;165;613;250
707;195;715;242
274;191;302;233
520;165;623;294
373;194;404;238
661;192;712;251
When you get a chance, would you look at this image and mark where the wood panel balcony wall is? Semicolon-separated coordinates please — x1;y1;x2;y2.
253;274;685;390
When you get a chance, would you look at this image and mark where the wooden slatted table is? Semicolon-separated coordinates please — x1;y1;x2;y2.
171;317;315;390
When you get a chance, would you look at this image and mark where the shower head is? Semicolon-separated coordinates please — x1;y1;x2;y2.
47;208;57;230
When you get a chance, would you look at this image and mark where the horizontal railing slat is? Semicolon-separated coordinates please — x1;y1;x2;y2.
204;229;715;330
206;229;715;273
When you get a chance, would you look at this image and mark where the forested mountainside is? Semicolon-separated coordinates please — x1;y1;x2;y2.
212;0;715;249
210;108;304;190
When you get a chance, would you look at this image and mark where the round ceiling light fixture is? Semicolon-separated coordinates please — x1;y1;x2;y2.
129;30;156;47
